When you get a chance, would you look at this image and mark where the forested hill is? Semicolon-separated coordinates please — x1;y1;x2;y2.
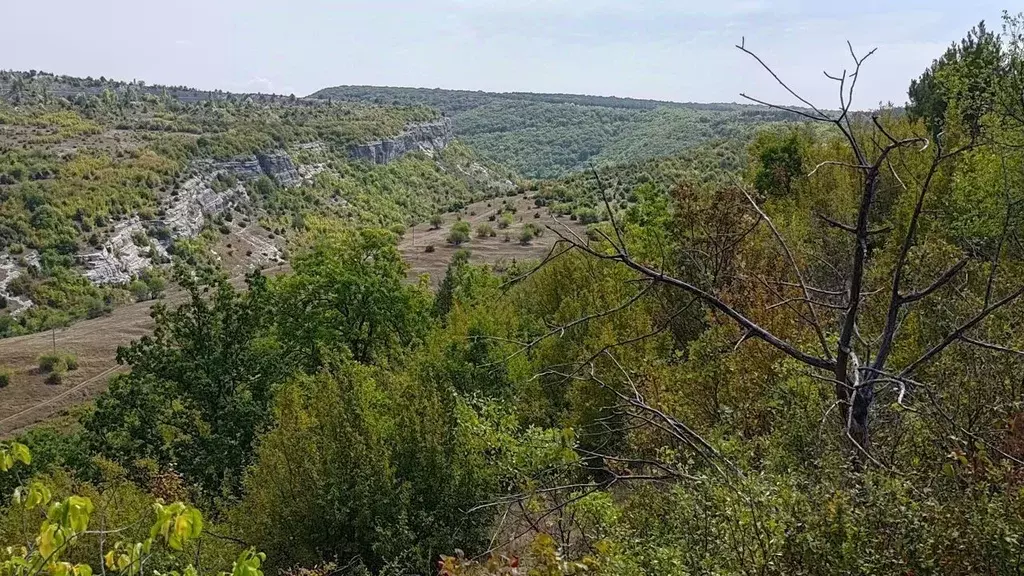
310;85;805;178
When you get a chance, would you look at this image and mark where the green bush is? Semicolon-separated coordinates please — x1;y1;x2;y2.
447;221;471;245
518;227;535;245
497;214;513;229
0;368;12;388
38;352;77;373
429;214;444;229
475;223;496;238
44;371;63;386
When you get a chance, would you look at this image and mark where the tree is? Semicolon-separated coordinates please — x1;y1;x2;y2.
751;131;802;197
0;442;262;576
429;214;444;229
908;20;1003;135
273;227;430;369
85;271;288;500
447;221;471;245
536;38;1024;466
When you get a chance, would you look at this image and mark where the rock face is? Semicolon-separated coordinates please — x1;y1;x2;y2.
161;177;246;239
80;217;168;285
350;118;453;164
0;254;34;316
209;157;264;181
256;152;301;187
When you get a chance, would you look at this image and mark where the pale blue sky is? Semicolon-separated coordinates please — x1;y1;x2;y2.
1;1;1010;107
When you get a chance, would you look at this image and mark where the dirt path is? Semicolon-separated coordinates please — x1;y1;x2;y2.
0;194;581;436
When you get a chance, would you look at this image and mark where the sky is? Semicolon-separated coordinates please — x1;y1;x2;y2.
1;1;1011;107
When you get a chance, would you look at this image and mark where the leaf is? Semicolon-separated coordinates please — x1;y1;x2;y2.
11;443;31;465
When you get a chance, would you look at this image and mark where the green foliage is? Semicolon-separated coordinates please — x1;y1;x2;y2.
0;368;11;388
0;442;259;576
312;86;804;178
447;221;471;245
475;223;495;238
751;130;803;197
84;271;289;500
37;352;78;374
908;19;1004;135
273;225;431;369
234;365;500;574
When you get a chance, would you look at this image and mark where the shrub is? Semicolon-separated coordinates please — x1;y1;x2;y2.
0;368;12;388
497;214;513;229
389;223;406;238
518;228;535;245
425;245;436;253
475;224;496;238
44;371;63;386
429;214;444;229
448;221;471;245
575;208;600;224
38;352;77;373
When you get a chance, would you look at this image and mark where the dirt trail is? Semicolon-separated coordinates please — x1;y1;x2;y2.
0;194;581;436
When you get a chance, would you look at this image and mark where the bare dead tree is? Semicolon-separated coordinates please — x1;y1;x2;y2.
512;39;1024;467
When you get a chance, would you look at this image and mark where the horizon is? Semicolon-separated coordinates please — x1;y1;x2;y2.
1;1;1009;109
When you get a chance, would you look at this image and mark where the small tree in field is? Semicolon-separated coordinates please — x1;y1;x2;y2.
448;221;471;245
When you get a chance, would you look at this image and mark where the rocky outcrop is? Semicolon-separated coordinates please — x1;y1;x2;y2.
161;177;246;239
350;118;453;164
457;162;516;195
80;217;168;285
256;152;301;187
0;254;34;315
209;157;263;181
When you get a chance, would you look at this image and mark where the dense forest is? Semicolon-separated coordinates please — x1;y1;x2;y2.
2;11;1024;576
312;85;805;179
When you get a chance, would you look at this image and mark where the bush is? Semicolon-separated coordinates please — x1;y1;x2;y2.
38;352;78;374
475;224;496;238
575;208;600;224
497;214;513;229
518;228;535;245
429;214;444;229
44;371;63;386
447;221;471;245
425;245;436;253
0;368;12;388
389;223;406;238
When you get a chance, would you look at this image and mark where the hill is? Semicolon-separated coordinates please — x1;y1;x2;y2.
0;70;517;337
310;85;804;178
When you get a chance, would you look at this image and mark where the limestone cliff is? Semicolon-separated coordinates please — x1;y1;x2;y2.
350;118;453;164
256;152;301;187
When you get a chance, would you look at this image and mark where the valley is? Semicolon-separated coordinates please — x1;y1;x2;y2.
2;12;1024;574
0;193;582;436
